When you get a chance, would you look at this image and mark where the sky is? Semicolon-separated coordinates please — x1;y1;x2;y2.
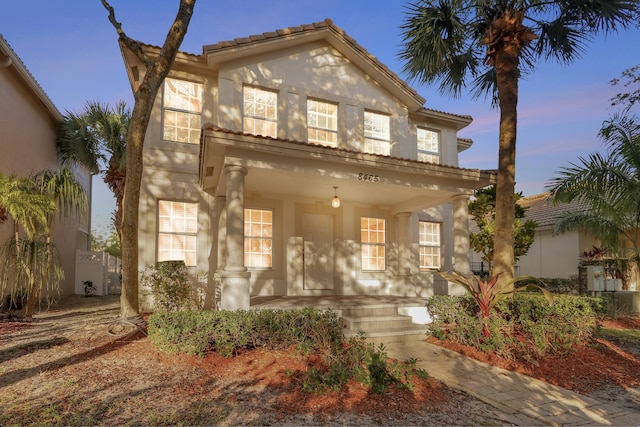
2;0;639;231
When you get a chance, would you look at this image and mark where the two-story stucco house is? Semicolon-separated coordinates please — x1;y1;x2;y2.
0;34;91;298
120;19;495;312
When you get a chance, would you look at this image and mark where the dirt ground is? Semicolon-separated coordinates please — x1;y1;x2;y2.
1;295;639;426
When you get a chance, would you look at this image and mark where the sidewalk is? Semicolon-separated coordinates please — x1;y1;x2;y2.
385;340;640;426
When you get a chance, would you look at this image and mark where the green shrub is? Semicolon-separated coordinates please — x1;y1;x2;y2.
425;293;607;363
148;308;427;394
141;261;200;312
148;308;347;357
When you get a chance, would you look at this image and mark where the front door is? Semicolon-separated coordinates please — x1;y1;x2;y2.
302;213;334;290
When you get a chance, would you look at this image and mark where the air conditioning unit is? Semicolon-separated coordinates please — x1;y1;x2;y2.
586;265;604;292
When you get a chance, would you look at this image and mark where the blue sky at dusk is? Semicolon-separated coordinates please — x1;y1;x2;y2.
2;1;639;230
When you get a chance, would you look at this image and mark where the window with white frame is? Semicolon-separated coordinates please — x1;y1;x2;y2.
417;128;440;163
157;200;198;266
244;208;273;268
364;111;390;155
307;99;338;146
360;217;386;271
162;78;203;144
243;86;277;138
419;221;441;269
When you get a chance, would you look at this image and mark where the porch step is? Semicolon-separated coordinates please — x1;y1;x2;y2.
342;314;414;331
340;306;427;345
344;323;427;345
249;295;430;345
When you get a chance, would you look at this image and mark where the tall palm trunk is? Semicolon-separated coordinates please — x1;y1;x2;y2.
488;11;530;285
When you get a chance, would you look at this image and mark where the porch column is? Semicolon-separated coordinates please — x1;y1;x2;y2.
452;194;471;275
396;212;411;276
220;164;250;310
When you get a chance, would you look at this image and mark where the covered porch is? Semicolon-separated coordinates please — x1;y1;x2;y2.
200;126;495;311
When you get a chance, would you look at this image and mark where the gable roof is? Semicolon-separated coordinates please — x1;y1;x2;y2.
0;34;62;121
518;192;590;228
202;19;426;111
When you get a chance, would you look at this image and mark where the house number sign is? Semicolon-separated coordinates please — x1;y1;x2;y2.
357;173;380;182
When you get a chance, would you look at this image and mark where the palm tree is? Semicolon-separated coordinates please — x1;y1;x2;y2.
0;173;56;316
57;101;129;235
548;113;640;287
25;167;89;316
399;0;640;283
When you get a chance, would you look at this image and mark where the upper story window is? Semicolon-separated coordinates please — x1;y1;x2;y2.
244;208;273;268
157;200;198;266
163;78;203;144
419;221;441;270
417;128;440;163
364;111;390;156
360;217;386;271
307;99;338;147
243;86;277;138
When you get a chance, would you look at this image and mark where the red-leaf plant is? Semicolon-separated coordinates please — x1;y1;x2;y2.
440;272;554;337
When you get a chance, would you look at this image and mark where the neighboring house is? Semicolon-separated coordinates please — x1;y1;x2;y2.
516;193;599;279
0;34;91;297
120;19;495;311
470;192;599;279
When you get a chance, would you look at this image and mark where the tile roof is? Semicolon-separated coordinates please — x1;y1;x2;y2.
0;34;61;120
201;124;490;175
202;19;424;104
518;192;590;227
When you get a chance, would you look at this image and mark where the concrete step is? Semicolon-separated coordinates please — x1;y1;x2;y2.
342;314;414;331
344;323;427;345
341;304;428;345
341;306;399;317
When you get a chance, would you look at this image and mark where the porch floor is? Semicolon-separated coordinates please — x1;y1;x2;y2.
250;295;429;310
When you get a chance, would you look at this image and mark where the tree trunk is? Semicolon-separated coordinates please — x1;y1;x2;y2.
103;0;196;318
491;41;520;286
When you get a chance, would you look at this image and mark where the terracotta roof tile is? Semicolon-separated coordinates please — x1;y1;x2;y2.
202;125;485;174
518;192;590;227
203;19;424;105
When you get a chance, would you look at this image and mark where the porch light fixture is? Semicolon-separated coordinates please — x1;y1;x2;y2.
331;186;340;208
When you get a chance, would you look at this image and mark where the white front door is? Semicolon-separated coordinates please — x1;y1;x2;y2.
302;213;334;290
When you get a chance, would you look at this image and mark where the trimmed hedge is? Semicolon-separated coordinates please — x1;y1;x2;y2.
148;307;345;357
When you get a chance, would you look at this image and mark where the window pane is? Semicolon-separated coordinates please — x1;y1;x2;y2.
361;217;386;271
417;128;440;163
157;200;198;266
244;87;277;138
163;78;203;144
419;221;441;269
308;99;338;146
244;208;273;268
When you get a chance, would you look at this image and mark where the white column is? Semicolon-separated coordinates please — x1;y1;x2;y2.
396;212;411;276
452;194;471;275
220;164;250;310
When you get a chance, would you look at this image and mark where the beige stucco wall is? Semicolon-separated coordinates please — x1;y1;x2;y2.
134;35;480;303
0;49;91;298
215;42;414;157
513;228;600;279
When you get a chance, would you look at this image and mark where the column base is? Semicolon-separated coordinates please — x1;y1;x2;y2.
220;270;251;311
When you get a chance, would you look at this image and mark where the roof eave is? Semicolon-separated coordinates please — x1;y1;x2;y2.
0;34;62;121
